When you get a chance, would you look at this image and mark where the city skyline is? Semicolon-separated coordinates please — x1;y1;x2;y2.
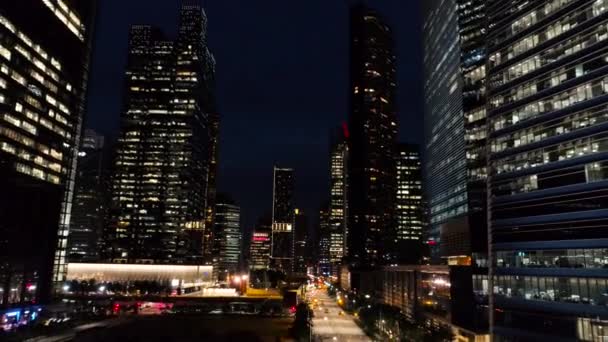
85;0;424;231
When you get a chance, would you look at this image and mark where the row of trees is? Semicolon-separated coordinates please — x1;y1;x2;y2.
329;287;453;342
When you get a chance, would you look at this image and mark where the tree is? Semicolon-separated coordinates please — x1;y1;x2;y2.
291;302;312;341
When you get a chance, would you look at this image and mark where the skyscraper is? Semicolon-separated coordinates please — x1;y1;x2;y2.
67;129;109;262
423;0;468;258
318;205;331;276
293;208;308;274
329;125;349;268
423;0;490;335
487;1;608;340
203;111;219;263
250;214;272;270
105;3;215;264
423;0;490;265
394;143;424;263
0;0;95;305
347;5;398;266
214;196;241;280
270;166;295;273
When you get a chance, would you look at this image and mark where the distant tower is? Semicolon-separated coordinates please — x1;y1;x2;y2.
293;209;308;274
347;5;398;266
250;215;272;270
329;124;349;272
214;195;241;280
394;143;423;263
318;205;331;275
67;130;109;263
270;166;295;273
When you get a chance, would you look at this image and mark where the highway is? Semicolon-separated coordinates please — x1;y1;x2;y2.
307;288;370;342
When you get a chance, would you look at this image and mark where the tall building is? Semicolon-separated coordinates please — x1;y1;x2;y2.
270;166;295;273
394;143;424;263
203;111;219;263
294;208;308;274
250;232;271;270
347;5;398;266
250;214;272;270
486;1;608;340
214;196;241;280
67;129;109;262
423;0;490;335
329;124;349;267
424;0;489;260
0;0;95;305
423;0;468;258
105;4;215;264
318;205;331;276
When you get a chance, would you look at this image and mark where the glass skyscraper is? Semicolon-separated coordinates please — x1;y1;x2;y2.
423;0;490;336
214;197;241;280
347;4;398;266
105;4;215;264
423;0;468;257
0;0;95;305
487;0;608;340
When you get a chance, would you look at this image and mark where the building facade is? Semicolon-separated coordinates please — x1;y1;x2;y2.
423;0;468;258
423;0;490;334
329;125;349;267
0;0;95;305
250;230;271;270
105;4;215;264
67;129;108;262
270;166;295;273
347;5;398;266
394;144;424;263
214;197;241;280
486;0;608;340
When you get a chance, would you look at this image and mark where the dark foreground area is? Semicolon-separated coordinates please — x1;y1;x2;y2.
73;316;292;342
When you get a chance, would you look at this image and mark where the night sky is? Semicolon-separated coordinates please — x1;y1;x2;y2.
85;0;424;232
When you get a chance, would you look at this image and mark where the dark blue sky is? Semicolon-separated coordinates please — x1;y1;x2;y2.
85;0;423;231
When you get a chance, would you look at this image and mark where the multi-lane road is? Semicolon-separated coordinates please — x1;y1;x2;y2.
307;288;370;342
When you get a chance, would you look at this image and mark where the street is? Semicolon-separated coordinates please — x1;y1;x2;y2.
307;288;370;342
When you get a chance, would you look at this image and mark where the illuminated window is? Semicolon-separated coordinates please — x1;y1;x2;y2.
0;44;10;61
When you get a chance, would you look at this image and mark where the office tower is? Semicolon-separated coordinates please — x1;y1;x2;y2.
318;205;331;275
487;1;608;340
293;208;308;274
214;196;241;280
423;0;490;335
67;129;109;262
423;0;489;264
423;0;467;257
0;0;95;305
270;166;295;273
250;232;271;271
394;143;424;263
105;4;215;264
250;214;272;270
347;5;398;266
203;112;219;263
329;125;349;266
